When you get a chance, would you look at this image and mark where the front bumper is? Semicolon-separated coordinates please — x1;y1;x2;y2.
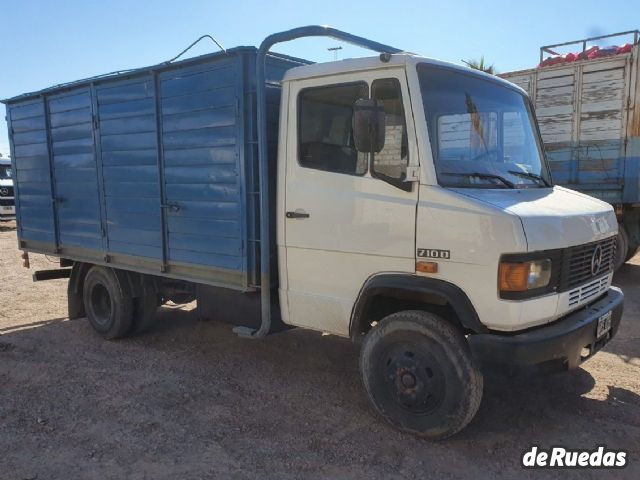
0;203;15;220
468;287;624;374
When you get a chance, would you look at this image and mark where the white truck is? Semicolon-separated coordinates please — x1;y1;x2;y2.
0;156;15;221
3;26;624;439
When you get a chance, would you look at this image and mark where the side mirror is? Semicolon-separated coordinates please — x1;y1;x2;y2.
353;98;386;153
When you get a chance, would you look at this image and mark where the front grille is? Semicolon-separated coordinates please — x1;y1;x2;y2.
567;275;609;307
0;185;14;197
560;237;616;291
0;198;14;206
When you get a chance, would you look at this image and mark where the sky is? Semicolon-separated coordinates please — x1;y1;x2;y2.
0;0;638;156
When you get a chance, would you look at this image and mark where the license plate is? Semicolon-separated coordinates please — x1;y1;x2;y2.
0;206;14;213
596;311;612;339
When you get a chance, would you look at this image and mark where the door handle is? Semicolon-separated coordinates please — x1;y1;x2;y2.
161;202;181;212
286;210;310;219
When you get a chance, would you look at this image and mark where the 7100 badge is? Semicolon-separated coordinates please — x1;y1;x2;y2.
417;248;451;260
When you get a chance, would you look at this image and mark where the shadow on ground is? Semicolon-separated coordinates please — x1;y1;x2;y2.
1;299;638;479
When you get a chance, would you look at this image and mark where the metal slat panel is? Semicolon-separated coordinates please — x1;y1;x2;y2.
161;126;237;149
106;210;162;231
99;114;155;135
48;89;103;251
49;108;92;128
7;99;56;246
167;216;240;237
103;181;160;199
101;149;157;166
169;248;242;270
161;88;235;115
16;168;51;183
162;107;236;132
9;101;44;120
98;98;155;120
17;181;52;196
95;76;162;261
13;154;49;170
160;64;236;97
96;80;153;104
163;146;237;166
48;92;92;113
14;142;48;157
163;164;237;184
108;240;163;259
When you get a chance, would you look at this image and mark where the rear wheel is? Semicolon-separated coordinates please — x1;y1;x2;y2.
83;266;133;339
360;310;483;439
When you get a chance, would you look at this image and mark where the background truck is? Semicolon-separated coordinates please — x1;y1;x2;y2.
501;31;640;269
0;156;15;220
3;26;624;439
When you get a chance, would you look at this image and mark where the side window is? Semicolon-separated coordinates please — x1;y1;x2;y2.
371;78;409;181
298;82;368;175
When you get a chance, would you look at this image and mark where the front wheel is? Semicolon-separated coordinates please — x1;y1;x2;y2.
360;310;483;439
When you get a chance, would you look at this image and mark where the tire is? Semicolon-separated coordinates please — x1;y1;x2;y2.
360;310;483;440
83;266;133;339
614;226;629;271
130;294;158;334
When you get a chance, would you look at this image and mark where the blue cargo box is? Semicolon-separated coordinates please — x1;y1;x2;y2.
3;47;309;291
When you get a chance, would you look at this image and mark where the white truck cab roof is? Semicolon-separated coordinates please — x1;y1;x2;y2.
282;53;527;95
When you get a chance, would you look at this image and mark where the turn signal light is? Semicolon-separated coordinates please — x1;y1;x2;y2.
416;261;438;274
498;259;552;293
498;263;530;291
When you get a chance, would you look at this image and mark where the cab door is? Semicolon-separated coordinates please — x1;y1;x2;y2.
281;70;419;336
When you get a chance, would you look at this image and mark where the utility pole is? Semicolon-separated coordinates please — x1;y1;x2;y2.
328;46;343;61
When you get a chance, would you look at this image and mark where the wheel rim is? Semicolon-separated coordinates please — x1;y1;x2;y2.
380;343;446;415
90;283;112;327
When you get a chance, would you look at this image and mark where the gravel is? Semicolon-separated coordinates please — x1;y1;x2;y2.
1;219;639;479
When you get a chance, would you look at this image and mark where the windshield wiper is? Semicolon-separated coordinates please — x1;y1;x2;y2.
507;170;551;187
440;171;515;189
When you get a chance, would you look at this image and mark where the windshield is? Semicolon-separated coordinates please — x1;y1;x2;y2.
0;165;12;180
417;64;551;189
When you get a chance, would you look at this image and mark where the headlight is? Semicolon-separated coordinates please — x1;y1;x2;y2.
499;259;552;294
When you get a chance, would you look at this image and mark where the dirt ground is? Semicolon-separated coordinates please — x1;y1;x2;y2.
0;220;638;480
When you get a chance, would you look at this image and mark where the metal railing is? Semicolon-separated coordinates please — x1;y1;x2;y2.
540;30;640;63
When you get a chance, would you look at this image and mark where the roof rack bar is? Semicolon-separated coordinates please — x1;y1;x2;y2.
235;25;402;338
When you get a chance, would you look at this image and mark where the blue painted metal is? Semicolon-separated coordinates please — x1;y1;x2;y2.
4;46;307;290
623;137;640;204
544;138;635;205
3;26;402;309
8;99;56;245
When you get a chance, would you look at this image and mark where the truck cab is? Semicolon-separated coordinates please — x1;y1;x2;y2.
278;53;620;334
276;52;623;435
0;157;15;221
